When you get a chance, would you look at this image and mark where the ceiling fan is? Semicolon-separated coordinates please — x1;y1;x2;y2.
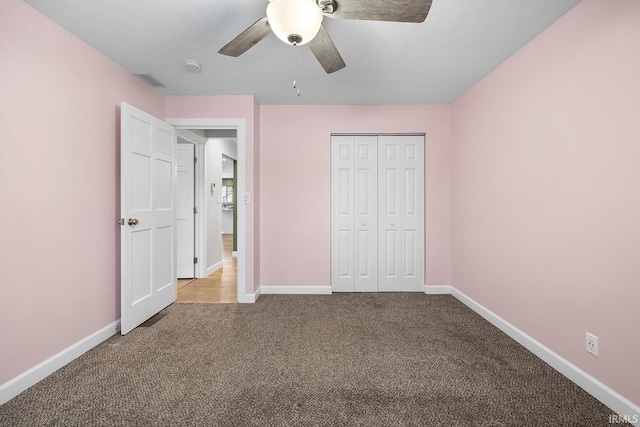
219;0;433;74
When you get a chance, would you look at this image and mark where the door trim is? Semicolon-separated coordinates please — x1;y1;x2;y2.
166;118;248;303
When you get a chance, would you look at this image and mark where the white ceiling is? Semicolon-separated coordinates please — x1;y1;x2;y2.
23;0;581;104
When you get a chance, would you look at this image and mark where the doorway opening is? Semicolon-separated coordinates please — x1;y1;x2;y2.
176;132;238;303
166;118;248;303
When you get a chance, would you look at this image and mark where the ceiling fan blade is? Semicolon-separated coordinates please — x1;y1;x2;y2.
326;0;432;23
308;25;346;74
219;17;271;57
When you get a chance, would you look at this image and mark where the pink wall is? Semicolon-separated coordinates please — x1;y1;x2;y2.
451;0;640;405
259;105;452;287
165;95;259;293
0;0;164;385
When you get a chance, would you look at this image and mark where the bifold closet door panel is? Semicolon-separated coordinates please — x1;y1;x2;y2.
353;136;377;292
331;136;356;292
377;135;425;292
330;135;378;292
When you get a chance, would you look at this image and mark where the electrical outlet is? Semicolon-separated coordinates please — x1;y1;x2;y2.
586;332;598;357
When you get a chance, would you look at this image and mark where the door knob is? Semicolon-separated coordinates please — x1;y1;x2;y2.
390;221;395;226
362;221;367;226
128;218;139;226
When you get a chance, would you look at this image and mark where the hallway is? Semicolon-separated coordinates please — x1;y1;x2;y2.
176;234;236;303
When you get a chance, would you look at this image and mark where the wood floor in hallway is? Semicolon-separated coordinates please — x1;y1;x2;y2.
176;234;236;303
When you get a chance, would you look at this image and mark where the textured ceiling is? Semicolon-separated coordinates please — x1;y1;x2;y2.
23;0;581;104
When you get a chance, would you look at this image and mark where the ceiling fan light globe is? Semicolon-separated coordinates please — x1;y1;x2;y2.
266;0;323;46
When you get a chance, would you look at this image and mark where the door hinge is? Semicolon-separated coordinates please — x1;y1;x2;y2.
193;257;198;264
193;207;198;214
194;157;198;164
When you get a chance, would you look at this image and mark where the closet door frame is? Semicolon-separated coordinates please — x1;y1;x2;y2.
330;134;425;293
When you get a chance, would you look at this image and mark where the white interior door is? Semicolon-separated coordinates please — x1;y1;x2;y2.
377;135;424;292
176;143;195;278
121;102;177;334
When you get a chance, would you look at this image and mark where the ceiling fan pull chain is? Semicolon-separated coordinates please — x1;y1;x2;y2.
292;44;302;97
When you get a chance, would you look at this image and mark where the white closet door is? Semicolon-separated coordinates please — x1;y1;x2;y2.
353;136;378;292
377;135;424;292
331;135;378;292
331;136;356;292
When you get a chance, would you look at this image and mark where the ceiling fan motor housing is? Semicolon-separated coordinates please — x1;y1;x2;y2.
287;34;303;45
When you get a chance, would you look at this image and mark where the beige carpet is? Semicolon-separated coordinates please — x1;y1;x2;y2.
0;294;627;426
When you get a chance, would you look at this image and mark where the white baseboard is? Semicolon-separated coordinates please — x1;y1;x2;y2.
260;285;332;295
238;286;260;304
423;285;452;294
443;287;639;426
205;261;223;277
0;320;120;405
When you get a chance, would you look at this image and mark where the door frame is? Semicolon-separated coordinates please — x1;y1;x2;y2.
166;118;248;303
